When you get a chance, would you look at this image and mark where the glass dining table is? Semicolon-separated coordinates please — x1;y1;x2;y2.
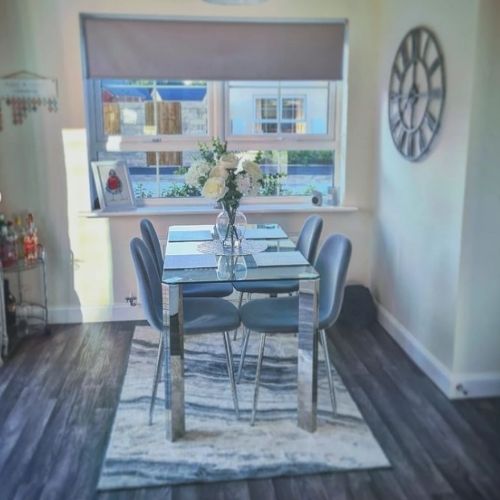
161;223;320;441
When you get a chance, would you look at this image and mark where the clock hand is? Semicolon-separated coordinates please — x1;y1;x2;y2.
413;89;442;99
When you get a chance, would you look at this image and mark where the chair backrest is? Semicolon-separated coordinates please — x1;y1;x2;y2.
296;215;323;263
316;234;352;329
130;237;163;332
140;219;163;278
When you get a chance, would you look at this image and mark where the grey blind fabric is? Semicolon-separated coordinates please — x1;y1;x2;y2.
82;17;345;80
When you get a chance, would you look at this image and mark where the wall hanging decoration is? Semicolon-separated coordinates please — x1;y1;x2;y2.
388;27;446;161
0;70;58;131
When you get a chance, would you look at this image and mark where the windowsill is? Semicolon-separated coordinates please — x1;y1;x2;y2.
81;203;358;218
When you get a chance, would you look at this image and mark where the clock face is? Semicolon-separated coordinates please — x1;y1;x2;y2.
388;27;446;161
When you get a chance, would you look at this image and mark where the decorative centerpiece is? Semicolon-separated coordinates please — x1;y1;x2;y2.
185;150;262;250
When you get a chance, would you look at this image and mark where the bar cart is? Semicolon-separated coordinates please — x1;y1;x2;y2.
0;255;49;365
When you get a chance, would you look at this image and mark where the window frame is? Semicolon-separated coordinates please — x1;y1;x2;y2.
253;94;307;135
254;95;279;134
86;79;341;206
224;81;336;151
91;79;216;153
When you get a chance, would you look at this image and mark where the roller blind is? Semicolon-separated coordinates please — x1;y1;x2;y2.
82;17;345;80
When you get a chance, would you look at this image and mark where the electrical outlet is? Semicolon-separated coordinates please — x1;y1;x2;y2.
125;294;137;307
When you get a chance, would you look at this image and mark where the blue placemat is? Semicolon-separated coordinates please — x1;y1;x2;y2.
168;230;213;242
245;226;287;240
164;254;217;270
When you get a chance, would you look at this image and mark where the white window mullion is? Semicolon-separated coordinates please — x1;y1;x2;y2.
212;81;225;140
152;81;158;135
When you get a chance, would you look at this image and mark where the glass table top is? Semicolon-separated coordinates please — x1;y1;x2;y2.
162;224;319;285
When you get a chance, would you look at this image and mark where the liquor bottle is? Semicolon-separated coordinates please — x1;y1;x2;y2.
14;216;25;259
3;279;16;327
23;213;38;263
2;221;18;266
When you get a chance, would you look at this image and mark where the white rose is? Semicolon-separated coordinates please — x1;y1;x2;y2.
242;160;263;181
209;165;228;179
197;162;212;179
218;153;240;171
185;161;212;188
185;166;201;187
202;176;227;200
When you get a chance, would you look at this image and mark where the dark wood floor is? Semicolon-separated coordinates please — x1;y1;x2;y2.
0;320;499;500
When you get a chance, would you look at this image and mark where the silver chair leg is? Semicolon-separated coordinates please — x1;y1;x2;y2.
320;329;337;414
223;331;240;419
149;332;164;425
233;292;244;341
237;327;251;383
251;333;266;426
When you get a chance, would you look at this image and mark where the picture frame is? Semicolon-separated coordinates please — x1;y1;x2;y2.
91;161;135;210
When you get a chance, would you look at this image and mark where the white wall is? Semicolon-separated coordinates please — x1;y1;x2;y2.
0;0;380;322
454;0;500;383
373;0;500;398
373;0;478;372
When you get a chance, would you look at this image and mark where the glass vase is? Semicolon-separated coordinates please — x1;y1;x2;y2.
216;208;247;251
216;255;248;281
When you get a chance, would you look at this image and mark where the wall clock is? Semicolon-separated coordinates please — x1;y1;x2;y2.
388;27;446;161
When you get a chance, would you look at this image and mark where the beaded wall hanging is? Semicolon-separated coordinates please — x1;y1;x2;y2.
0;70;58;131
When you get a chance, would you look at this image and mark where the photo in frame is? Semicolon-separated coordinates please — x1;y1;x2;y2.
91;161;135;210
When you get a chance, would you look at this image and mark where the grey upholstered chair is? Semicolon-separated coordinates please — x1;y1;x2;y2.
239;234;352;425
140;219;233;298
130;237;241;424
233;215;323;298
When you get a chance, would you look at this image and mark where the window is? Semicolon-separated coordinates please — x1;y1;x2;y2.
255;97;278;134
254;95;306;134
97;80;209;139
228;81;330;138
87;79;340;202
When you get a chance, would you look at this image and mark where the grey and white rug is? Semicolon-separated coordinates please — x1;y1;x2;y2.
98;326;389;490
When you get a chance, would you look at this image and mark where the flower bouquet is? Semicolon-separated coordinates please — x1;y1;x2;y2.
185;150;263;249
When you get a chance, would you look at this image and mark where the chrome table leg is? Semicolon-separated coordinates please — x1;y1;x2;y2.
162;282;185;441
297;278;319;432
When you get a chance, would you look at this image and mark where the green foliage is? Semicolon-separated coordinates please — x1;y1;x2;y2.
255;150;277;165
198;137;228;166
161;184;201;198
259;172;288;196
303;184;317;196
134;183;153;199
219;169;243;213
287;150;333;165
254;150;264;164
174;165;189;175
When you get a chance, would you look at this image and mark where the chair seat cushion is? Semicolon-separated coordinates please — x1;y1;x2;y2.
233;279;299;295
241;296;299;333
184;298;240;334
183;282;233;298
241;295;328;333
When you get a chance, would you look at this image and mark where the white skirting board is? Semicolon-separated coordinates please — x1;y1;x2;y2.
48;304;145;324
377;303;500;399
47;293;245;324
